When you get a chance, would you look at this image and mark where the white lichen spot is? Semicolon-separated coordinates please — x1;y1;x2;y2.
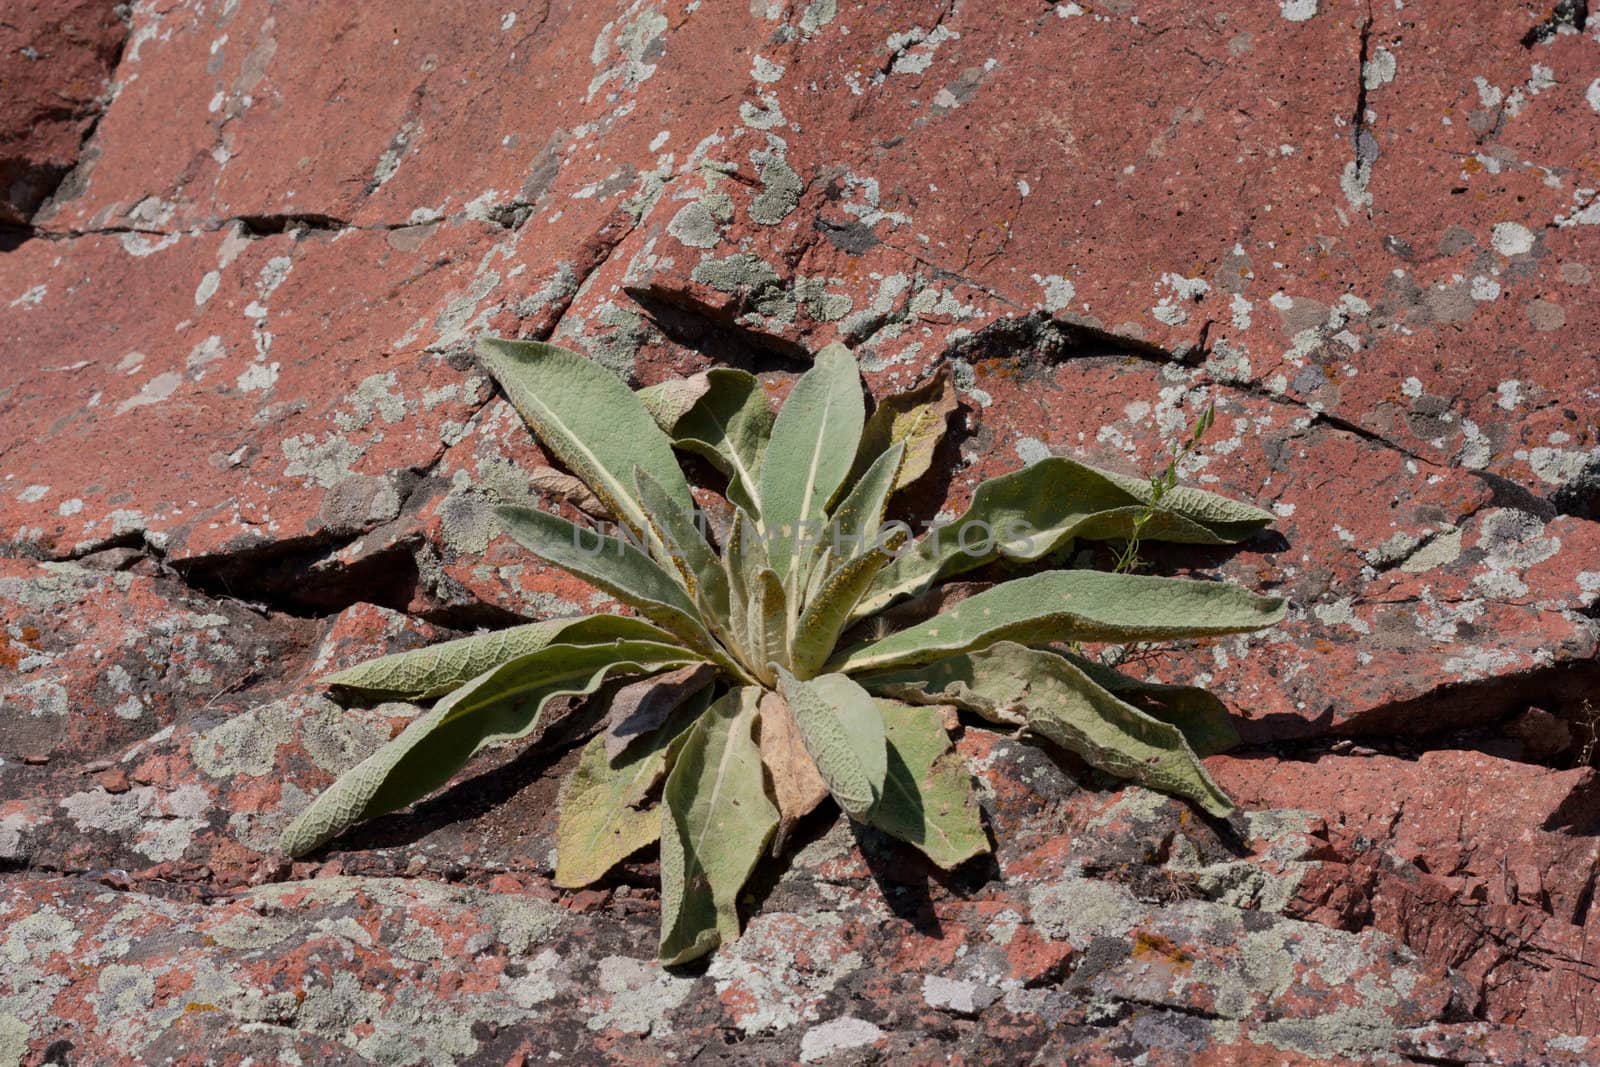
1031;273;1075;313
1278;0;1317;21
751;55;785;83
1312;598;1371;635
587;8;670;102
1496;380;1522;410
194;270;221;307
1230;293;1253;330
1362;46;1396;91
8;284;46;309
115;372;183;416
1457;418;1491;469
1470;276;1501;301
17;485;49;504
1491;221;1535;256
799;0;837;33
1152;272;1210;326
235;362;279;393
1014;437;1052;464
800;1018;885;1063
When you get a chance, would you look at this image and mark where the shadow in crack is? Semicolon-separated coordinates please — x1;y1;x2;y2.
624;283;816;370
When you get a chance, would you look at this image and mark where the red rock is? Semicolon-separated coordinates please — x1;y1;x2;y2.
2;0;1598;1060
1212;750;1600;1033
94;767;130;794
0;1;126;224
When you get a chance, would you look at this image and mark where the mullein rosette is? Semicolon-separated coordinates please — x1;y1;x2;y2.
280;339;1285;964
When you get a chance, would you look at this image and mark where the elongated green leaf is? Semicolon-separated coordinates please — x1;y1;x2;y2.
650;368;774;518
633;467;730;627
857;457;1275;618
748;567;790;679
864;700;988;868
477;338;693;536
281;641;695;856
496;505;722;660
760;344;865;581
820;442;904;571
857;656;1026;727
836;570;1285;675
925;643;1232;816
556;686;710;888
659;687;777;964
1096;468;1275;541
1067;654;1239;757
790;542;900;679
852;368;957;492
323;615;676;700
863;644;1236;756
774;668;886;817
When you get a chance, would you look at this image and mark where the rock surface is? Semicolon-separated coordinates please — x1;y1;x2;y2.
1;0;1597;1062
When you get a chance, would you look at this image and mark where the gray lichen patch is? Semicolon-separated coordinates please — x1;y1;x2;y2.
666;199;725;248
1027;877;1141;945
193;700;297;778
583;956;696;1035
751;157;803;225
691;252;783;295
485;895;567;955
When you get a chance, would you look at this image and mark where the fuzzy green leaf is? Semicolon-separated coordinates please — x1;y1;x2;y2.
653;368;774;518
556;686;710;888
864;700;989;868
478;338;694;537
658;687;778;964
863;642;1233;816
820;442;904;569
836;569;1285;675
281;641;695;857
323;615;676;700
633;467;730;626
1067;654;1239;757
760;344;865;581
789;541;901;680
748;567;790;679
496;505;723;661
774;668;886;817
1096;468;1275;541
852;368;957;492
857;457;1275;618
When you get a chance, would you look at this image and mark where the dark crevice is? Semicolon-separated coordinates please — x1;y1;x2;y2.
7;211;472;249
1352;11;1374;148
1474;469;1560;521
623;283;817;369
941;309;1198;370
1347;7;1378;217
1550;454;1600;522
234;212;351;236
1521;0;1587;45
135;522;419;620
1233;658;1600;761
1;9;132;230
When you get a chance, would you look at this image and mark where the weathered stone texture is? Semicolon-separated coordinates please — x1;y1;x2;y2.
2;0;1597;1062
